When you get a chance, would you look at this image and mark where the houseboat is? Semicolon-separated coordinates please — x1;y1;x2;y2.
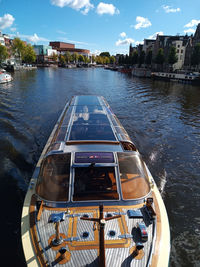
21;95;170;267
151;72;200;85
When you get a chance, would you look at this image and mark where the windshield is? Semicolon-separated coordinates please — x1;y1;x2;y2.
36;153;71;201
73;166;119;201
118;152;150;200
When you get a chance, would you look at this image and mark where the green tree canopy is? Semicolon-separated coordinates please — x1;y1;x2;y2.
59;55;66;65
12;37;26;59
154;48;165;65
0;44;8;63
72;52;79;63
23;44;36;63
138;51;145;66
145;50;152;65
91;55;96;63
96;56;104;64
78;54;84;62
168;46;178;65
191;43;200;66
64;51;71;63
99;52;110;57
131;51;138;65
110;56;116;64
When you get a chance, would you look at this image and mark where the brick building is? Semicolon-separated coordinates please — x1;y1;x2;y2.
49;41;90;57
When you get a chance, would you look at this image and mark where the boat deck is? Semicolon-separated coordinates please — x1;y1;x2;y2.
35;205;155;267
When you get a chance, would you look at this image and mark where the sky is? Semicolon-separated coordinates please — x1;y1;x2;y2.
0;0;200;55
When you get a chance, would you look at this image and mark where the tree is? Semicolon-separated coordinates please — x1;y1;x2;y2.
154;48;165;66
59;55;66;65
145;50;152;65
96;56;104;64
104;56;110;64
0;44;8;64
64;51;71;63
12;37;26;60
99;52;110;58
72;52;79;63
23;44;36;63
191;43;200;67
110;56;116;64
138;51;145;67
131;51;138;65
78;54;84;62
52;52;58;62
91;55;96;63
168;46;178;65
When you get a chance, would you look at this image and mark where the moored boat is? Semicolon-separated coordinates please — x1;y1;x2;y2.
21;95;170;267
0;71;13;83
151;71;200;85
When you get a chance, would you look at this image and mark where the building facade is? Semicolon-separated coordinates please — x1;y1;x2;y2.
49;41;90;58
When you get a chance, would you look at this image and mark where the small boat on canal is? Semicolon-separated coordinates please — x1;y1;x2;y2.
0;71;12;83
21;95;170;267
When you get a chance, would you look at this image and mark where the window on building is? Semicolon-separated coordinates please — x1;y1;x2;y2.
177;49;179;53
181;50;183;53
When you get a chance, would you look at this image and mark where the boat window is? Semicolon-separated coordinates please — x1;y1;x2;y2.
69;125;116;141
73;166;119;201
36;153;71;201
118;152;150;200
76;95;101;105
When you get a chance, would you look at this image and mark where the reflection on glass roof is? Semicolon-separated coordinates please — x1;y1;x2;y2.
75;105;103;113
76;95;101;105
73;113;110;125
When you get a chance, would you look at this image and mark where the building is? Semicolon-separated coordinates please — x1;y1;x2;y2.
184;23;200;69
0;31;5;46
143;39;156;53
49;41;90;58
152;34;190;71
33;45;58;63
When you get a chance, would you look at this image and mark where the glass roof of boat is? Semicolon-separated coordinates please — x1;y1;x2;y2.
66;96;117;142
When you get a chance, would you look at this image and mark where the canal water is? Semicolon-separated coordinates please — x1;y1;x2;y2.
0;67;199;266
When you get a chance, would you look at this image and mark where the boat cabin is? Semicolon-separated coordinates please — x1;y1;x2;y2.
36;96;151;206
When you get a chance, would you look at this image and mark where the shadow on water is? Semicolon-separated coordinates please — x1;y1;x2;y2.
0;68;200;266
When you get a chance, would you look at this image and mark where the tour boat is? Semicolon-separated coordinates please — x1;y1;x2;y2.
0;71;12;83
21;95;170;267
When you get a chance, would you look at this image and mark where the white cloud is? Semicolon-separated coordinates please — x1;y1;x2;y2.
148;31;164;39
0;14;15;30
162;5;181;13
183;28;195;34
51;0;94;15
116;38;135;46
91;49;101;56
10;27;17;32
57;30;67;35
184;19;200;28
135;40;144;45
120;32;126;38
96;2;119;15
11;33;49;43
133;16;151;30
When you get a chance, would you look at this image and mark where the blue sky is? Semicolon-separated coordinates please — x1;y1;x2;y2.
0;0;200;55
